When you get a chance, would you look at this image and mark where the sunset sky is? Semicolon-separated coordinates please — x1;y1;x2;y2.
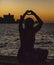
0;0;54;23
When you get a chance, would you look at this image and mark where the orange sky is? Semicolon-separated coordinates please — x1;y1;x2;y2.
0;0;54;23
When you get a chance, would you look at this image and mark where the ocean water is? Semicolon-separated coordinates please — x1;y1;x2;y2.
0;23;54;59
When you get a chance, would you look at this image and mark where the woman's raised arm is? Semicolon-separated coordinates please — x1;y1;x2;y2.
30;10;43;33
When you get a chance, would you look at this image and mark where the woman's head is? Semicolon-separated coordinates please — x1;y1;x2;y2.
24;18;34;29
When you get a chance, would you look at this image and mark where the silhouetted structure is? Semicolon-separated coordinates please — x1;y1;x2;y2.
17;10;48;65
3;13;15;23
0;17;3;23
0;13;19;23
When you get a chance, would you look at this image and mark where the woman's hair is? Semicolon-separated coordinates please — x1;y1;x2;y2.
24;18;34;28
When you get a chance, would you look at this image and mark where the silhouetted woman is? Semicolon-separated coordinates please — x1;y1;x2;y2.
17;10;48;64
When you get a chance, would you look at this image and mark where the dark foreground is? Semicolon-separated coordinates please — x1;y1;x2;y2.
0;55;54;65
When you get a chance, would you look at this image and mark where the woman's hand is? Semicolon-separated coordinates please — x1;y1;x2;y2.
24;10;31;15
29;10;36;15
